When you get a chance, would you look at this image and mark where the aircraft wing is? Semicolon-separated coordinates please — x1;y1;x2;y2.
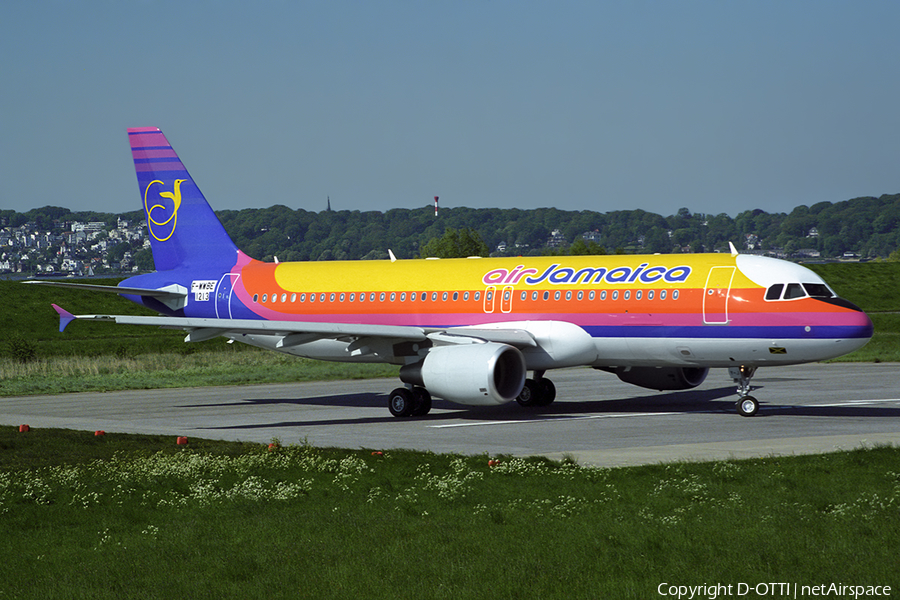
425;327;537;348
53;305;426;341
52;304;537;348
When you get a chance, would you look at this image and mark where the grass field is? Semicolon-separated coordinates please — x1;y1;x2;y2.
806;261;900;313
0;428;897;599
0;350;399;396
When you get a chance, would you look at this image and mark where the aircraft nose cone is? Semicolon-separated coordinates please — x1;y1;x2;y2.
841;309;874;355
852;309;875;339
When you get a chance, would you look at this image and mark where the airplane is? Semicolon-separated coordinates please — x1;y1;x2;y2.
34;127;873;418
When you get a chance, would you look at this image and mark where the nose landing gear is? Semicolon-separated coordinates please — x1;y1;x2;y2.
730;365;759;417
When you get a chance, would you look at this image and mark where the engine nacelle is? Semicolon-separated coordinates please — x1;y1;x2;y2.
613;366;709;391
399;343;526;406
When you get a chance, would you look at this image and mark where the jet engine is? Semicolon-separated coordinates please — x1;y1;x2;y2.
399;343;526;406
612;366;709;391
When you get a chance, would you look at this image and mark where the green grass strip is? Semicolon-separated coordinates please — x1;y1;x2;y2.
0;428;897;598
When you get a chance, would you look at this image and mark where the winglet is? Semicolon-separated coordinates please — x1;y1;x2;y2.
388;249;397;263
51;304;76;333
729;241;739;257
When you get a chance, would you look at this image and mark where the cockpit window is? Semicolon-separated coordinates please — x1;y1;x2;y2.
767;281;836;301
784;283;806;299
803;283;833;298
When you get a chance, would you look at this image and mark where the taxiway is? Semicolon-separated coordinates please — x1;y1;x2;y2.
2;363;898;466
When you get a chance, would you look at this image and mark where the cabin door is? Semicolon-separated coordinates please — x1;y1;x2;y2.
703;267;735;324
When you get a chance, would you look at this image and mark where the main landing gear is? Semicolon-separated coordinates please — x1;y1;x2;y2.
387;372;558;417
516;371;557;408
730;365;759;417
388;386;432;418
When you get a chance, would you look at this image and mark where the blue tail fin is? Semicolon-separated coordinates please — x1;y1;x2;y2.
128;127;239;271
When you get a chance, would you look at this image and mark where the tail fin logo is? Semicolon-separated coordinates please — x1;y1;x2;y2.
144;179;185;242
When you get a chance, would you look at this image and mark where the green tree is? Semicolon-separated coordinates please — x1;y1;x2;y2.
419;227;489;258
133;248;155;271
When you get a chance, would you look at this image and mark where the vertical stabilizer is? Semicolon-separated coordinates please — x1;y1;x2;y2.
128;127;239;271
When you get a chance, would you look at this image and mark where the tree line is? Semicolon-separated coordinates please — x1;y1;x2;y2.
6;191;900;263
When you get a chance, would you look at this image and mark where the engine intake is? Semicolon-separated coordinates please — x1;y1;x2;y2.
399;343;526;406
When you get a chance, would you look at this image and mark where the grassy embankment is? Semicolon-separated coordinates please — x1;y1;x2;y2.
807;262;900;362
0;278;398;396
0;428;897;598
2;261;897;396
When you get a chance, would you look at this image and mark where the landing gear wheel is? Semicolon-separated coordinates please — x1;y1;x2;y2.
737;395;759;417
536;378;556;406
411;387;432;416
516;378;556;408
388;387;415;418
516;379;540;407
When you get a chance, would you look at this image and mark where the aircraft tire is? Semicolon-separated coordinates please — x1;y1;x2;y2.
536;378;556;406
411;387;432;416
389;387;415;418
516;379;540;407
737;395;759;417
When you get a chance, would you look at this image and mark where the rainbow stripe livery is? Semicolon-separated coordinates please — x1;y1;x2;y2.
48;128;873;418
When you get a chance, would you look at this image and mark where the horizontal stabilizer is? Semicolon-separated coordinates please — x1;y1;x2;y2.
24;280;187;300
51;304;76;333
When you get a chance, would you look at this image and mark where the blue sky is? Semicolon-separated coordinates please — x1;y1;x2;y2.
3;1;899;217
